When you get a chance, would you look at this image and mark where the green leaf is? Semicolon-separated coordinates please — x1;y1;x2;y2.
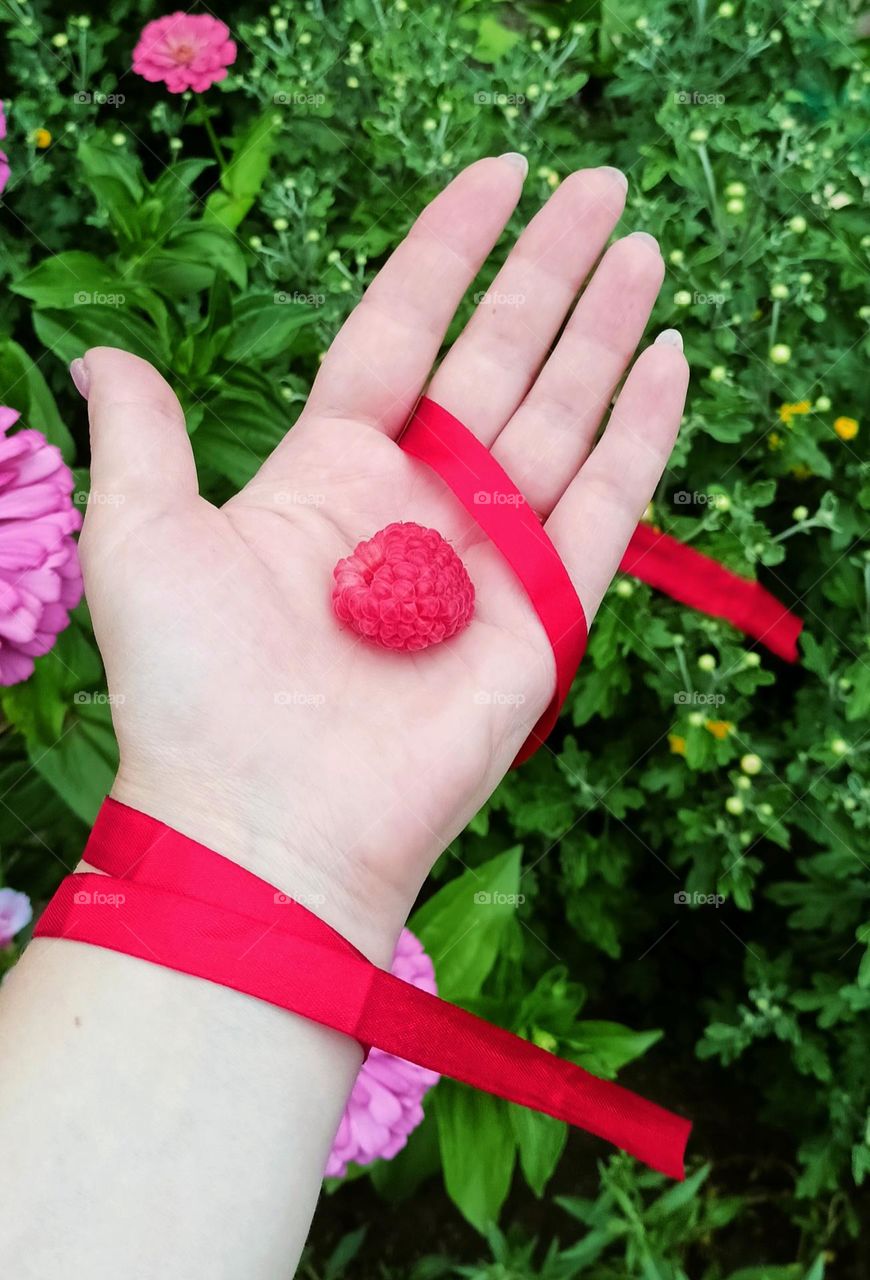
857;942;870;988
143;225;248;294
645;1161;710;1220
33;307;169;368
78;139;144;201
193;385;288;486
137;253;217;298
223;294;318;362
86;176;143;243
509;1104;568;1197
434;1083;516;1231
205;112;279;230
322;1227;368;1280
564;1021;663;1078
0;337;75;460
150;158;215;228
11;251;125;310
30;698;118;825
472;15;521;62
411;846;523;1000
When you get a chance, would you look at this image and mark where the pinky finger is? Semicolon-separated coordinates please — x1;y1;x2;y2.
544;331;690;622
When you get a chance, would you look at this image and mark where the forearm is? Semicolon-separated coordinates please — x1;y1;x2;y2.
1;943;359;1278
0;806;395;1280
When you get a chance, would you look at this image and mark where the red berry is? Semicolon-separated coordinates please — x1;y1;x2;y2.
332;522;475;652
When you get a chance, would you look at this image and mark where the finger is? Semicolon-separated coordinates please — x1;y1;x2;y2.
490;232;664;516
425;167;627;444
545;332;689;621
75;346;197;525
302;155;528;437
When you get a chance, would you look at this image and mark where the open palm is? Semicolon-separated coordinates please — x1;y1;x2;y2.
77;157;688;960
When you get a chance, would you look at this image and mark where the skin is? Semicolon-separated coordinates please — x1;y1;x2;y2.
0;157;688;1278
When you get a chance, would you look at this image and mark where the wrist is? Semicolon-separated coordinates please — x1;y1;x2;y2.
108;765;408;966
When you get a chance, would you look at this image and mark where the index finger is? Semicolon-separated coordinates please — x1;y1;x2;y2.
302;155;528;437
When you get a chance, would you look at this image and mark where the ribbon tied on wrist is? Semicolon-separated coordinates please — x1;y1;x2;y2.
36;798;691;1179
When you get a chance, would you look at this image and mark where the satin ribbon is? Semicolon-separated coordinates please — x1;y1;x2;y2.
400;397;802;760
620;524;801;662
400;397;587;766
35;798;691;1180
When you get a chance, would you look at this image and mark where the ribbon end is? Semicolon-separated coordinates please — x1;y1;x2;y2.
645;1114;692;1181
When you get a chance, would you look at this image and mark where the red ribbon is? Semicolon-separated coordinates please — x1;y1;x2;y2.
35;799;691;1180
400;398;802;762
401;397;587;765
620;524;802;663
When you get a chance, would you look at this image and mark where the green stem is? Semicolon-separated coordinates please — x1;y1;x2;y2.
675;641;694;694
77;29;89;96
199;101;226;171
697;143;722;240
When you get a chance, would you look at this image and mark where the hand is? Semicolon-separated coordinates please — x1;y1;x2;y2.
75;157;688;962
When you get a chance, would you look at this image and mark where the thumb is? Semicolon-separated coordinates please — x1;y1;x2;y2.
72;346;198;518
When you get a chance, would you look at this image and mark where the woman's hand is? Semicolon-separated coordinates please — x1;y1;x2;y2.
75;156;688;961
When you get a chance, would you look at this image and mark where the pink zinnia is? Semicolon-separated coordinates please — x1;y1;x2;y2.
0;887;32;946
0;407;82;685
0;101;10;195
132;13;237;94
326;928;440;1177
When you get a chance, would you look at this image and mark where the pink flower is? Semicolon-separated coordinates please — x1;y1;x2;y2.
132;13;237;94
326;929;440;1177
0;407;83;685
0;101;10;195
0;887;32;946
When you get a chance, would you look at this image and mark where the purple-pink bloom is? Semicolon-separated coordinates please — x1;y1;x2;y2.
0;887;32;946
0;101;10;195
132;13;237;94
326;928;440;1177
0;407;82;685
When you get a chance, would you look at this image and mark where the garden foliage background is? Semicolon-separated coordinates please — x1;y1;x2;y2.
1;0;868;1275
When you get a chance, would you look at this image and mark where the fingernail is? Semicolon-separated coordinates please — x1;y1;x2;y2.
598;165;628;190
69;357;90;400
499;152;528;177
628;230;659;251
655;329;684;351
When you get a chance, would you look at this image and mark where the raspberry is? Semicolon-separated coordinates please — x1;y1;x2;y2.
331;522;475;652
